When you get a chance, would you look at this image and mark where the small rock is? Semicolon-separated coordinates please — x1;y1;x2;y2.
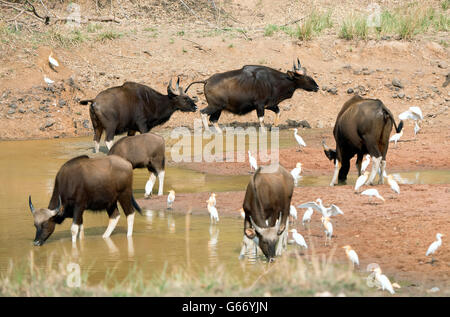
82;120;90;129
321;85;328;91
438;61;447;69
392;78;403;89
398;93;405;99
9;103;17;109
327;87;338;95
18;108;26;113
7;109;16;115
58;100;67;108
347;88;354;94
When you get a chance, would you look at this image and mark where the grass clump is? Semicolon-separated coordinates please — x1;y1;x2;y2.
0;252;374;297
295;9;333;40
97;30;123;41
339;14;368;40
264;24;279;37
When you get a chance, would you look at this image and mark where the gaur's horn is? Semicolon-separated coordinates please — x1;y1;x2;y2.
29;195;35;214
50;196;62;216
292;60;297;71
168;78;177;95
322;139;330;151
297;58;301;70
176;76;180;90
249;216;263;234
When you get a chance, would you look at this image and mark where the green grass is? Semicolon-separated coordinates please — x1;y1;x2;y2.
442;0;449;10
0;252;375;297
96;30;123;41
264;24;279;37
339;14;368;40
86;23;103;33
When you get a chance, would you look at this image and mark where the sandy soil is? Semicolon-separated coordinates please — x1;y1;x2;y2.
138;183;450;290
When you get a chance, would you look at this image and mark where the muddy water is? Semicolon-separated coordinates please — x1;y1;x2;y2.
0;133;449;285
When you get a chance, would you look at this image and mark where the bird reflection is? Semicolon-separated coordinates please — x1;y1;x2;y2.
208;224;219;266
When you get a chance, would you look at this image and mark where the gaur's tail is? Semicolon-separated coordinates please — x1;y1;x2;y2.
382;103;403;133
80;99;94;105
184;80;207;93
131;194;143;215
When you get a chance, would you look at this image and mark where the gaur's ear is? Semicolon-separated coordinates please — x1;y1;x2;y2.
245;228;256;239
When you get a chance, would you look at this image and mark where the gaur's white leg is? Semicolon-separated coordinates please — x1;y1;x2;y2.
71;223;79;243
144;173;156;198
258;116;265;128
330;160;340;186
126;213;135;237
201;113;209;130
213;122;222;134
367;156;382;185
157;170;165;196
94;141;100;153
79;224;84;240
102;215;120;238
274;112;281;127
105;140;114;150
379;160;387;184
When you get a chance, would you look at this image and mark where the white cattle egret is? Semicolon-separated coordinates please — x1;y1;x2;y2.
426;233;444;263
392;283;401;289
291;162;302;184
44;76;54;85
290;229;308;249
298;199;343;218
389;130;403;146
294;128;306;150
207;193;216;207
248;151;258;171
361;188;385;202
414;121;420;136
361;154;371;173
302;207;314;226
355;171;369;192
372;267;395;295
399;106;423;121
48;52;59;70
289;205;298;220
321;216;333;244
167;190;175;209
342;245;359;267
207;201;219;224
387;174;400;194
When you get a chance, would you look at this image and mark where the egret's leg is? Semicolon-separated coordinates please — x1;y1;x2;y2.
144;173;156;198
157;171;165;196
330;160;340;186
367;156;382;185
103;215;120;238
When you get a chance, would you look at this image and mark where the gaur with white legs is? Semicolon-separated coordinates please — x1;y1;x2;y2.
241;164;294;262
80;78;197;153
108;132;165;198
28;155;141;246
184;59;319;133
322;95;403;186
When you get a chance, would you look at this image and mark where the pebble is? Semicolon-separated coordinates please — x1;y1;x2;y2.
392;78;403;89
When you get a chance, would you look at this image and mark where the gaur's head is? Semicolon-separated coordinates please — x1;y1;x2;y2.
286;58;319;92
245;214;285;262
29;196;61;246
321;139;337;162
167;77;198;112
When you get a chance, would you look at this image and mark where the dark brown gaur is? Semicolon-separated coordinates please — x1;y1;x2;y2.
29;155;141;246
322;95;403;186
242;164;294;261
184;58;319;133
80;77;198;153
108;132;166;198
